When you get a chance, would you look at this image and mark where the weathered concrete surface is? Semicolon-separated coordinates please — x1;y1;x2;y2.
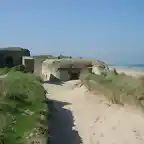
42;58;110;81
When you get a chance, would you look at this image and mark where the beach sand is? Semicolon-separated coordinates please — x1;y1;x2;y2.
109;66;144;77
44;80;144;144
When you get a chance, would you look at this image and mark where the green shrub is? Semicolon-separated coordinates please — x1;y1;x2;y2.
1;72;46;103
0;64;28;75
0;71;48;143
10;65;27;73
34;75;43;82
0;67;11;75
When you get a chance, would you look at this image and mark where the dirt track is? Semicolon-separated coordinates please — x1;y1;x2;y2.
43;80;144;144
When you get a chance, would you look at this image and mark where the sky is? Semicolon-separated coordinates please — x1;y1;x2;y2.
0;0;144;64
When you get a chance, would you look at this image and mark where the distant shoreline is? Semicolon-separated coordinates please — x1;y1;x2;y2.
109;66;144;77
108;64;144;68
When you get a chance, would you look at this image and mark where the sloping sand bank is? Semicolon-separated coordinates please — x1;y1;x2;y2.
44;80;144;144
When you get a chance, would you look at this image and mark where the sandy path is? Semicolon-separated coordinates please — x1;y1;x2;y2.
44;80;144;144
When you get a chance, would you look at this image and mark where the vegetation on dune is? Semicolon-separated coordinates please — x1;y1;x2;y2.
0;67;10;75
0;71;50;144
0;65;29;75
80;69;144;109
33;54;72;59
33;54;72;63
33;55;57;61
2;72;46;102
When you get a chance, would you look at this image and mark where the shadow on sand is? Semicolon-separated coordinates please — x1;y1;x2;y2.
45;99;83;144
42;80;64;86
42;74;65;86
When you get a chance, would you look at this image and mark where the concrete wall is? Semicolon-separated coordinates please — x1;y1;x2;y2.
42;59;92;81
22;56;34;73
42;62;71;81
42;62;54;80
92;66;102;75
54;69;70;81
92;65;110;75
34;59;44;77
0;49;30;68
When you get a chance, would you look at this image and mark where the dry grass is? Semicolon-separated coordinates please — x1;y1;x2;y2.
80;70;144;109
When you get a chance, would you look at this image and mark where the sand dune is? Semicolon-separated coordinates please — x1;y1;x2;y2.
44;80;144;144
109;66;144;77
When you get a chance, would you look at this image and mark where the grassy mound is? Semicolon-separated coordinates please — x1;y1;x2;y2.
0;72;48;144
0;65;28;75
2;72;46;102
0;67;11;75
80;70;144;109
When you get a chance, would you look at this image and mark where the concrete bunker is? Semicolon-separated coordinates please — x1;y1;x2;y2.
49;68;81;81
42;58;110;82
66;68;81;80
5;56;13;67
42;59;93;82
0;47;30;68
22;56;34;73
69;70;80;80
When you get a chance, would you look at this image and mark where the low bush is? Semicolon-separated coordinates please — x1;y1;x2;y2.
10;65;27;73
80;70;144;109
1;72;46;102
0;67;11;75
0;65;27;75
0;71;48;144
